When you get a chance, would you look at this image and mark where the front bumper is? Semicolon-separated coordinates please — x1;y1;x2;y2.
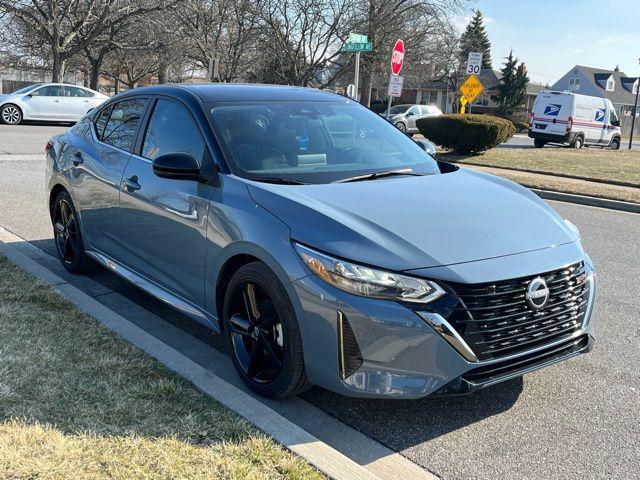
528;129;578;144
290;246;595;399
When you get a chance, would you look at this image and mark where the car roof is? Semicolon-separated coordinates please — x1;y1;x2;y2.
117;83;350;103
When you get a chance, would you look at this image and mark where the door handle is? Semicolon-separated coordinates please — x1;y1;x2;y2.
53;99;60;103
72;151;83;166
123;176;141;192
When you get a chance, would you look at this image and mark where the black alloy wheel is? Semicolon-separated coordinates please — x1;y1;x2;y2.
223;262;309;398
53;197;78;266
51;191;95;273
228;280;284;384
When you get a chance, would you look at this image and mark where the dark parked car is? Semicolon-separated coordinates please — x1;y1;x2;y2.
45;84;595;399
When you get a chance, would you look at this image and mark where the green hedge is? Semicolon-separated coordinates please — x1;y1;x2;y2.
416;114;515;154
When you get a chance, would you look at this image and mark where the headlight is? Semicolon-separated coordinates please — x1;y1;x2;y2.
564;219;581;238
294;243;445;303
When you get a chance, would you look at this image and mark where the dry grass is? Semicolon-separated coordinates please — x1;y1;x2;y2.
0;255;323;480
443;146;640;186
464;165;640;204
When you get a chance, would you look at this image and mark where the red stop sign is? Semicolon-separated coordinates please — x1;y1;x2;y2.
391;39;404;75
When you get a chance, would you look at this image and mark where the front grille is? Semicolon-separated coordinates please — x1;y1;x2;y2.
447;262;589;361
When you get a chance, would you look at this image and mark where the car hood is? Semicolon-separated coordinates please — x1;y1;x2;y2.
247;167;579;271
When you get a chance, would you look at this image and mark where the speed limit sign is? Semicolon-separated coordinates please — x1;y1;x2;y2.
466;52;483;75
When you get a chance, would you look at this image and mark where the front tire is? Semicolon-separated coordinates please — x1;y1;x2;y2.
395;121;407;133
533;139;546;148
51;191;95;274
610;137;621;150
1;104;22;125
223;262;309;399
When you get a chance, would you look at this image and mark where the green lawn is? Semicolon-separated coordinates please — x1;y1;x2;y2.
443;147;640;187
0;254;323;479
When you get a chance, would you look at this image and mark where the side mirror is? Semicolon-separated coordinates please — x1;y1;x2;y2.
611;120;620;127
406;111;414;117
415;139;437;156
152;152;202;181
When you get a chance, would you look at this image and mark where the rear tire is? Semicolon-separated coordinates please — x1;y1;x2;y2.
222;262;310;399
572;136;584;149
51;191;96;274
533;139;546;148
0;104;22;125
610;137;621;150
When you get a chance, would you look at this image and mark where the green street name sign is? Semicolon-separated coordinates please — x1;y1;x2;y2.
342;42;373;52
348;33;368;43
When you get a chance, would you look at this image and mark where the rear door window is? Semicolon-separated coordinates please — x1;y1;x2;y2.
101;98;147;152
94;106;111;139
65;86;90;97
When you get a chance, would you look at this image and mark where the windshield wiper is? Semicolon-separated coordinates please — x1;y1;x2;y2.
335;168;424;183
252;177;310;185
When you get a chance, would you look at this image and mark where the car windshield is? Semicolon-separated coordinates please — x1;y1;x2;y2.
208;101;438;184
11;84;42;95
388;105;410;114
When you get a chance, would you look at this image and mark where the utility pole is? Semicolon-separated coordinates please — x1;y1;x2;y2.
629;57;640;149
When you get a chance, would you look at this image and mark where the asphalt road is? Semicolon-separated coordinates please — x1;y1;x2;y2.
1;125;638;479
504;133;640;149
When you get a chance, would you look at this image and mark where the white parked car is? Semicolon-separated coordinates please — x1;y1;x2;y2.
0;83;108;125
386;104;442;134
529;90;622;149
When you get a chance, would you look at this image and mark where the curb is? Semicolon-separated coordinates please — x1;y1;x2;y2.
531;188;640;214
0;228;379;480
0;226;437;480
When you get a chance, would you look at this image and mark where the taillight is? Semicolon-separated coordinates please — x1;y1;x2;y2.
566;116;573;133
45;140;53;153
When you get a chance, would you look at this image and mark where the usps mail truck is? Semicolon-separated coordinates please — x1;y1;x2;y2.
529;91;622;149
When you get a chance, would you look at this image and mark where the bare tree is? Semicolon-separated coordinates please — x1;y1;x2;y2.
178;0;262;82
256;0;350;86
0;0;175;82
352;0;467;106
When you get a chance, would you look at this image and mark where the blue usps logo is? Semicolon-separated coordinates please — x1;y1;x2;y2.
543;104;561;116
594;109;605;122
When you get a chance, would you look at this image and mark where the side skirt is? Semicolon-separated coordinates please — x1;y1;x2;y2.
86;250;220;332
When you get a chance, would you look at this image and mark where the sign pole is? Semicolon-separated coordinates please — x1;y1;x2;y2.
385;95;392;119
354;51;361;102
629;61;639;149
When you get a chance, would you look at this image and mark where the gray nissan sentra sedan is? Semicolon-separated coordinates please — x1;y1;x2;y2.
45;84;596;399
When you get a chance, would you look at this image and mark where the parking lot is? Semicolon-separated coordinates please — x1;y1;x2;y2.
1;123;638;479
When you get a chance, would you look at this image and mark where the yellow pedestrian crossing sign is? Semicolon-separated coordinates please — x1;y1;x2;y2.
459;74;484;104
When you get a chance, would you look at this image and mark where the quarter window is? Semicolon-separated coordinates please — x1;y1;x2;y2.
142;99;205;163
101;98;147;152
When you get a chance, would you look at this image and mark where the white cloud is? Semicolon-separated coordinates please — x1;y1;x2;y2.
597;36;619;44
573;48;584;54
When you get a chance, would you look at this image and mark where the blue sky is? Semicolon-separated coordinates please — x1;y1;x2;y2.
466;0;640;84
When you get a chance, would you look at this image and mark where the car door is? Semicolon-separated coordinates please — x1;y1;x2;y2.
69;97;148;264
406;106;421;130
63;86;94;121
23;85;64;120
118;97;214;308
